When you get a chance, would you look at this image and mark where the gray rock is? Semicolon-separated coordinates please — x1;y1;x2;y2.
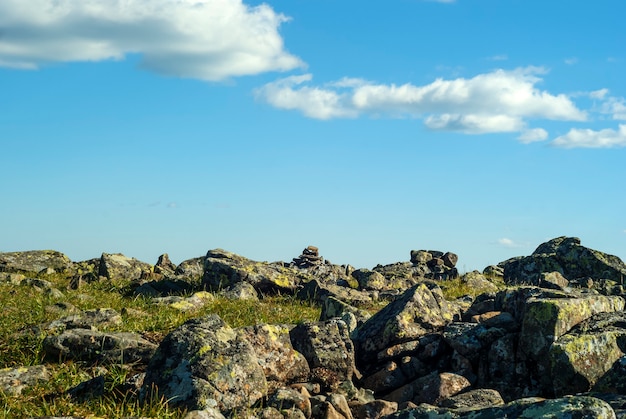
438;388;504;409
267;387;312;418
46;308;122;332
98;252;152;281
0;365;50;395
203;249;307;294
354;399;398;419
353;283;460;362
290;319;359;383
141;314;267;412
43;329;157;364
220;281;259;301
500;236;626;286
384;371;471;405
240;323;310;385
0;250;72;274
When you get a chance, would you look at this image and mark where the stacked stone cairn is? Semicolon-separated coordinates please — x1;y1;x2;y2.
293;246;324;268
410;250;459;280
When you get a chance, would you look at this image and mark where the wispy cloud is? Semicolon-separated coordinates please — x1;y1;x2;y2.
488;54;508;61
518;128;548;144
256;67;587;135
552;124;626;148
0;0;304;80
564;57;578;65
497;238;525;248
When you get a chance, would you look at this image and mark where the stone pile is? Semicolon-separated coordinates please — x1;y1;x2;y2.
3;237;626;418
293;246;324;268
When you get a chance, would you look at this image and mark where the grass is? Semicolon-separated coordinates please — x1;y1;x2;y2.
0;272;321;418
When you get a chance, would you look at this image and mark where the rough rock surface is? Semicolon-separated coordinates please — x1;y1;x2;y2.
353;282;460;362
500;236;626;285
141;314;267;412
0;250;72;274
203;249;309;294
98;252;152;281
0;365;50;395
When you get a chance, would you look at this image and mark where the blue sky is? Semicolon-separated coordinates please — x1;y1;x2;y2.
1;0;625;271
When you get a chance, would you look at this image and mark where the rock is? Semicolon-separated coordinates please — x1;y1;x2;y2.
539;271;569;290
353;282;460;362
360;361;409;396
442;252;458;269
290;319;359;383
384;371;471;405
443;322;507;365
175;256;206;282
98;252;152;281
354;400;398;419
460;271;499;294
439;388;505;409
240;323;310;385
141;314;267;412
0;365;50;395
500;236;626;286
483;265;504;279
220;281;259;301
46;308;123;332
67;375;106;401
43;329;157;364
351;270;387;291
297;279;374;307
154;253;177;276
386;395;616;418
0;250;72;274
319;296;371;327
183;407;227;419
152;291;215;311
267;387;312;418
203;249;306;294
551;311;626;396
410;250;432;265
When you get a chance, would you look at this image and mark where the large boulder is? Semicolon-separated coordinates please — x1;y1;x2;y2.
290;319;359;386
500;236;626;285
43;329;157;364
0;365;50;396
202;249;308;294
0;250;72;274
98;252;152;281
141;314;267;412
353;282;460;363
551;311;626;396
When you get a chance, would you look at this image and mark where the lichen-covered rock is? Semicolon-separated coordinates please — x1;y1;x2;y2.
98;252;152;281
353;283;460;362
551;311;626;397
320;296;371;326
0;365;50;395
152;291;215;312
266;387;312;418
438;388;505;409
297;278;374;307
0;250;72;274
220;281;259;301
43;329;157;364
290;319;359;383
203;249;308;294
351;269;388;291
384;371;471;405
141;314;267;412
240;323;310;385
46;308;123;332
386;396;616;418
354;399;398;419
175;256;206;284
154;253;177;276
442;322;507;365
500;236;626;286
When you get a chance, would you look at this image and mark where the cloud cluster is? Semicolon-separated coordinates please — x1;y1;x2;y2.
256;67;587;135
552;124;626;149
0;0;303;80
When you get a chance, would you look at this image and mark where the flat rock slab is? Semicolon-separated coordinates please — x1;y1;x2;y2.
0;365;50;395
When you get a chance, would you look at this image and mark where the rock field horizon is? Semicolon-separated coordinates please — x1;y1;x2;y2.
3;236;626;418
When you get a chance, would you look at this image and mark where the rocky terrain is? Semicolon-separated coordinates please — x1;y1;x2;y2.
2;237;626;418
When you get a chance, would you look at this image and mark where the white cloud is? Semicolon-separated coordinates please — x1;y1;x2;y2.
589;88;609;100
497;238;523;248
600;97;626;120
518;128;548;143
257;67;587;135
0;0;303;80
552;124;626;148
564;57;578;65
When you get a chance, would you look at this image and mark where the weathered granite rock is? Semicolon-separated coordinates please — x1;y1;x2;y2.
98;252;152;281
0;365;50;395
152;291;215;312
46;308;123;332
354;399;398;419
539;271;569;290
442;322;507;365
351;269;387;291
386;396;616;418
175;256;206;281
297;279;374;307
154;253;177;276
0;250;72;274
500;236;626;285
319;296;371;327
203;249;307;294
267;387;312;418
353;283;460;362
459;271;499;294
384;371;471;405
43;329;157;364
141;314;267;412
439;388;505;409
290;319;359;383
220;281;259;301
240;323;310;385
551;311;626;397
